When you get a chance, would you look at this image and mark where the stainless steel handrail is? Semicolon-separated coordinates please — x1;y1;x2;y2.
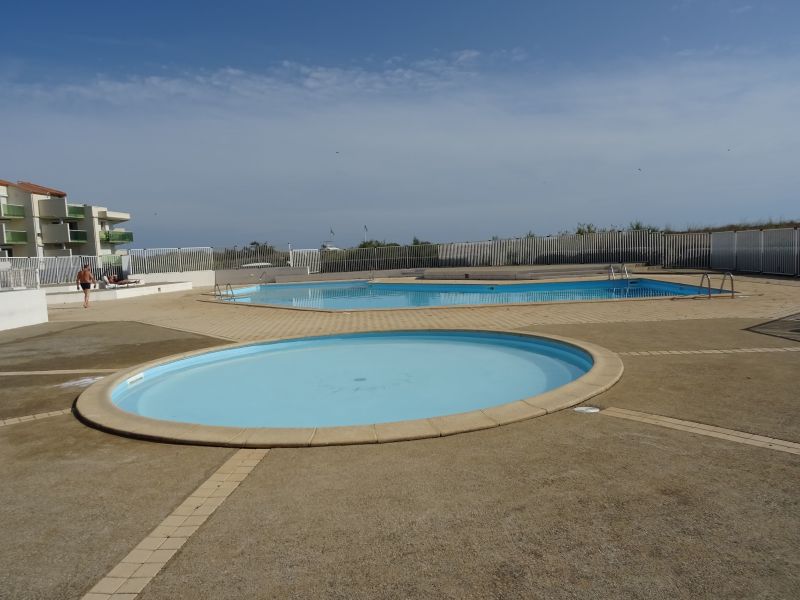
699;273;712;298
720;272;735;298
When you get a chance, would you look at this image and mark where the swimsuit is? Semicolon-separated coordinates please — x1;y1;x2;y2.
80;282;92;290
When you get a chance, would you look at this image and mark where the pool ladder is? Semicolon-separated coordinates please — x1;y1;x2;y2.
608;264;630;280
213;283;237;301
699;272;735;298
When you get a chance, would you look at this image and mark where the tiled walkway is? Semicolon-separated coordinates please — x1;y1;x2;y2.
1;409;71;427
603;407;800;455
50;275;800;343
83;449;269;600
619;346;800;356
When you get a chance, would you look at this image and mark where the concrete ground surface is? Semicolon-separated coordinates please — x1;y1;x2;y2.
141;414;799;600
2;274;799;599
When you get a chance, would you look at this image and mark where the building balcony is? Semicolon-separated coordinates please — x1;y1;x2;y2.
0;224;28;244
37;199;87;220
67;204;86;219
99;209;130;222
99;230;134;244
40;223;88;244
69;229;88;243
0;204;25;219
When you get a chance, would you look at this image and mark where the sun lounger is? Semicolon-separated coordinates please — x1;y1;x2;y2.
101;275;140;289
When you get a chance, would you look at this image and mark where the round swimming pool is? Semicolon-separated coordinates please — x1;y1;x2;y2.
77;330;623;447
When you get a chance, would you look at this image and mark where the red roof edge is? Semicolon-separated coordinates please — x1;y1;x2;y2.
15;181;68;197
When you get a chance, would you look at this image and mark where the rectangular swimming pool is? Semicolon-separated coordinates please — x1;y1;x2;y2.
223;278;722;310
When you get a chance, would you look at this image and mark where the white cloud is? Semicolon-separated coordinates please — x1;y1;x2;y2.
1;52;798;247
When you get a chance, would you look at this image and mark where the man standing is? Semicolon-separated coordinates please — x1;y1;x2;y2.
76;264;96;308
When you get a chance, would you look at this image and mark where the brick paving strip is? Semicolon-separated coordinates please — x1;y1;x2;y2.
81;448;269;599
0;369;118;376
619;347;800;356
603;407;800;455
0;409;72;427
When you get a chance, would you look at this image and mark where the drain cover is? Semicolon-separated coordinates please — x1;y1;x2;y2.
574;406;600;414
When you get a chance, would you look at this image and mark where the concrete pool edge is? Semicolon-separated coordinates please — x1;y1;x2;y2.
75;330;624;448
200;275;733;313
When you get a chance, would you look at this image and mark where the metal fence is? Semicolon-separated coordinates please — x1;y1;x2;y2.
662;233;711;269
277;230;706;273
290;249;322;273
0;255;123;286
208;230;671;275
289;228;794;275
211;246;290;271
0;259;39;289
5;228;797;288
712;228;800;276
129;247;214;274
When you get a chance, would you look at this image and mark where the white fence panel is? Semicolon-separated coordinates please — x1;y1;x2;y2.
663;233;710;268
734;230;762;273
290;249;321;273
0;258;38;289
129;248;213;274
762;228;797;275
711;231;736;270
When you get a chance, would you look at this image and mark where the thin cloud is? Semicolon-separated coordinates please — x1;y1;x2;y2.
0;53;798;247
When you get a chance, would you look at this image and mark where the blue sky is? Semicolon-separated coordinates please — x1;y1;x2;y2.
1;1;799;248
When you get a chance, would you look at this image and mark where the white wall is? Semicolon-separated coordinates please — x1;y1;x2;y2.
46;281;193;305
0;288;48;331
135;270;215;287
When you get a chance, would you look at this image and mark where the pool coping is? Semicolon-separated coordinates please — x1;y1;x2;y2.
74;330;624;448
200;276;734;313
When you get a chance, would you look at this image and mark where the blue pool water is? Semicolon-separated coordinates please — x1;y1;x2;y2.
224;278;719;310
112;331;592;428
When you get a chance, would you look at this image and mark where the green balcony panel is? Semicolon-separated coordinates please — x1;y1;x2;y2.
5;230;28;244
1;204;25;218
68;230;88;243
67;205;86;219
100;230;134;244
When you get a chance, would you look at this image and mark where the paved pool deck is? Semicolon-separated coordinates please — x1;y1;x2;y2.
2;273;799;599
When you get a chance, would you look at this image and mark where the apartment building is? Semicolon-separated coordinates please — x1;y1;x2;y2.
0;180;133;258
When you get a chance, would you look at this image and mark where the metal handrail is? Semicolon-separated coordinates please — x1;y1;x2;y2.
608;265;616;280
720;272;735;298
699;273;712;298
225;283;236;302
622;263;630;279
213;283;222;299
